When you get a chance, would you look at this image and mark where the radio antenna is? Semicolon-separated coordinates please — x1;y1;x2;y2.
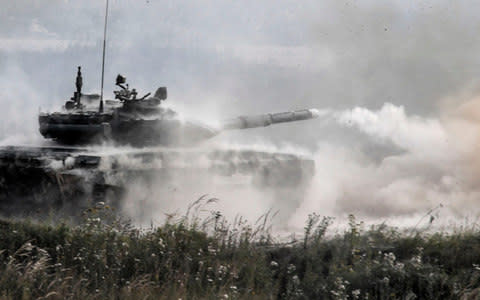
99;0;109;113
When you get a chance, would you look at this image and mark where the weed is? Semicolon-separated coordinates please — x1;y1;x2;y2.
0;204;478;299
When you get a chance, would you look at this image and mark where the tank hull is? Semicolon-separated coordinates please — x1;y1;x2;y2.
0;146;314;218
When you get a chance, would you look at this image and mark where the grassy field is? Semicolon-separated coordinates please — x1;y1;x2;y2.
1;201;480;299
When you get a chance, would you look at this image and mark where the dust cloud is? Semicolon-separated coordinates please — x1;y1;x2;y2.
95;143;312;229
98;97;480;232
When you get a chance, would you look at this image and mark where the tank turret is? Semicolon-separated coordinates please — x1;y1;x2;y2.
38;67;319;147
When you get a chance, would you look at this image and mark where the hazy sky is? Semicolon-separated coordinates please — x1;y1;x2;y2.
3;0;480;226
3;1;480;128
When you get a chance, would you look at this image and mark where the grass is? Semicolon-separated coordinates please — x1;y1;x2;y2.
0;201;480;299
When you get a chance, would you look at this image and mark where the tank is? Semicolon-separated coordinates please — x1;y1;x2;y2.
0;67;319;219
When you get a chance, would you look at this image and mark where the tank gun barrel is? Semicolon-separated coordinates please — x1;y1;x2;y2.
222;108;320;130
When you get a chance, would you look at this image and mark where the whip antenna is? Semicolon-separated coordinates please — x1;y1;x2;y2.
99;0;109;113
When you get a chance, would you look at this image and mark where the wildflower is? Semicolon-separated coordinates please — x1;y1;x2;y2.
330;277;349;299
352;289;361;300
410;254;422;268
395;262;405;271
287;264;296;274
270;261;279;268
218;265;227;274
384;252;396;267
208;245;217;254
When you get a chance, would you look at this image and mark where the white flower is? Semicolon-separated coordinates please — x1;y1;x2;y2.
384;252;396;267
395;262;405;271
287;264;296;273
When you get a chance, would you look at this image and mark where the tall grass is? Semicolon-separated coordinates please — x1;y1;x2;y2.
1;202;480;299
